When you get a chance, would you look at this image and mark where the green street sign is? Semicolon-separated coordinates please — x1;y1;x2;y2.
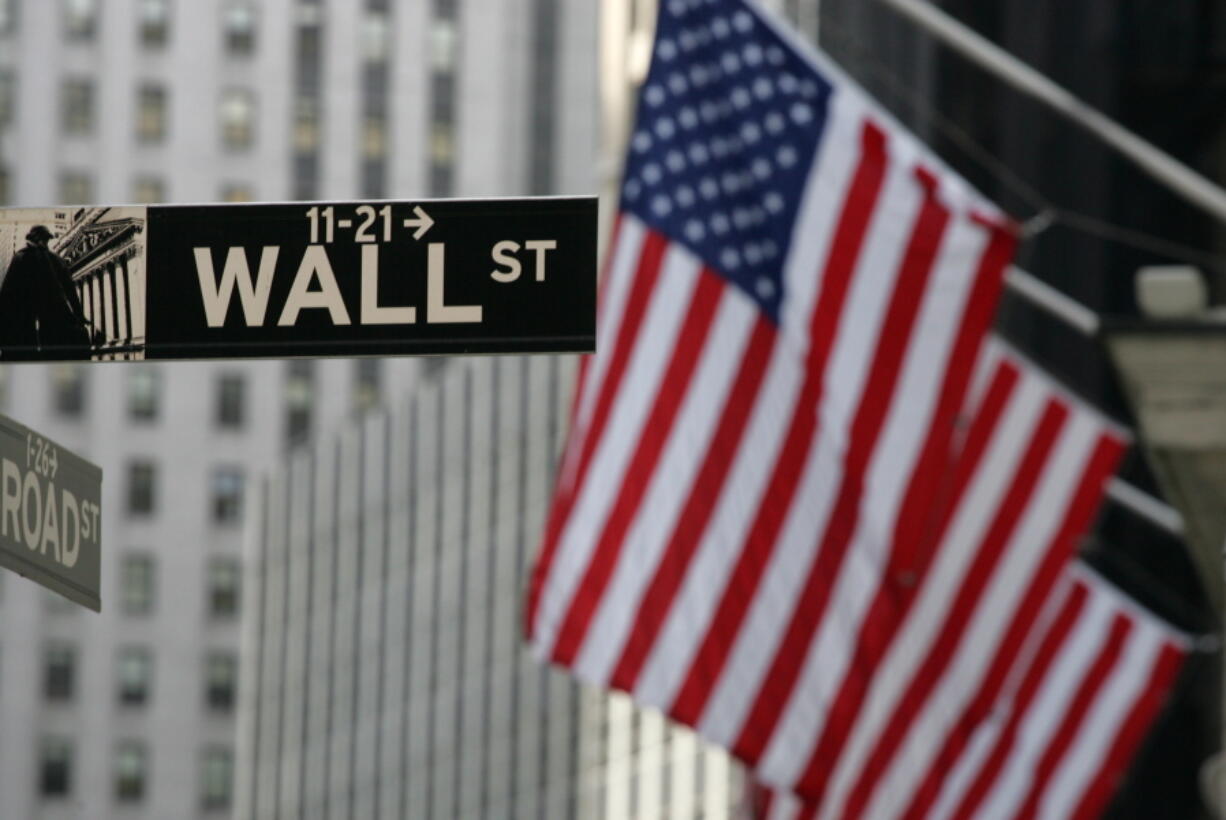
0;413;102;611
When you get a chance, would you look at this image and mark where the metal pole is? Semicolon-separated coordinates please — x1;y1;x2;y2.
874;0;1226;226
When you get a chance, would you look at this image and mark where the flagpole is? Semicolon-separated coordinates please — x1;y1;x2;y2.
872;0;1226;226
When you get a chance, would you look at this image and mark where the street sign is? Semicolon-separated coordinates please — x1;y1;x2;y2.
0;197;597;362
0;413;102;611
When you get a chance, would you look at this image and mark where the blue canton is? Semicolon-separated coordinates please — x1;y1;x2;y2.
622;0;832;324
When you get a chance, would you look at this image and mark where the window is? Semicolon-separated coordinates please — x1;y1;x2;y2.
220;183;253;203
132;176;165;203
293;98;320;152
207;557;240;617
220;88;255;149
216;373;245;427
223;1;256;54
114;741;147;801
354;358;381;411
138;0;169;46
200;747;233;810
127;461;156;516
64;0;96;40
44;644;75;701
0;69;13;128
362;116;386;160
120;554;155;614
431;18;457;71
59;171;93;204
285;360;314;446
61;78;93;134
211;467;244;525
0;0;16;34
116;647;152;706
128;366;159;421
40;738;73;797
205;652;237;711
51;364;86;416
362;12;390;62
136;84;167;142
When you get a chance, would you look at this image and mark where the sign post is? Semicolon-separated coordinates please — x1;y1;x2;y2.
0;197;597;362
0;413;102;611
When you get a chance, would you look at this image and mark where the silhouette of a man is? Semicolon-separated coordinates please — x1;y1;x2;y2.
0;225;92;360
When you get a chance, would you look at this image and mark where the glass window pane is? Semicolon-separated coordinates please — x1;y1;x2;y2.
224;1;256;54
44;644;75;701
211;467;244;525
205;652;237;711
116;647;152;705
136;84;167;141
132;176;165;203
52;364;87;415
216;372;246;426
120;554;155;614
115;740;147;801
138;0;169;46
200;747;233;809
220;88;255;149
128;366;159;421
63;0;96;39
61;78;93;134
208;557;240;618
127;461;156;516
41;737;73;797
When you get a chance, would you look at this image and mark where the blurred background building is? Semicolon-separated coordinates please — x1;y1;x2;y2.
237;358;749;819
0;0;600;817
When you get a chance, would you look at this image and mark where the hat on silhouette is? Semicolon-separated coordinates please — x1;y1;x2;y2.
25;225;54;242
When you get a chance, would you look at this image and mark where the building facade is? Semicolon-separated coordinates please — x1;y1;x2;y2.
238;357;749;819
0;0;600;817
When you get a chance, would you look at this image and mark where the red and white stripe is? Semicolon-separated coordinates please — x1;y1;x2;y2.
756;564;1188;820
525;63;1019;797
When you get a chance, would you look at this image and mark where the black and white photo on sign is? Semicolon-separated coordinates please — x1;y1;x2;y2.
0;206;147;362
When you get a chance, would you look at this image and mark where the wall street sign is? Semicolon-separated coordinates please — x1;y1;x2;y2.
0;197;597;362
0;413;102;611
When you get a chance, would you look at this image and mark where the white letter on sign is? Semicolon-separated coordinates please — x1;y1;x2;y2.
1;458;19;541
490;240;522;283
525;240;557;281
361;245;416;325
279;245;352;326
427;243;482;324
194;246;279;327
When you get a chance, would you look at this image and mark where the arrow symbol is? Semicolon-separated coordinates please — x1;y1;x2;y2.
403;206;434;240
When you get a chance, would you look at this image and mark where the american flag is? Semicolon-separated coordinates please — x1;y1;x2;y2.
755;564;1189;820
525;0;1182;812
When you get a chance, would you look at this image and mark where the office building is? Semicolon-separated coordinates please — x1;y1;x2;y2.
0;0;599;816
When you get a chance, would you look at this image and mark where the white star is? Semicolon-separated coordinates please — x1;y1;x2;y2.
655;117;676;139
752;157;772;180
666;150;686;172
700;101;720;123
741;122;761;144
754;77;774;101
667;1;687;18
765;112;786;134
645;85;666;107
678;107;699;129
756;276;776;299
676;185;696;207
669;72;689;95
764;191;785;213
711;17;730;38
778;74;799;95
679;29;697;51
689;64;709;87
733;11;754;32
767;46;786;66
657;39;677;61
685;219;705;242
743;43;764;65
762;240;779;259
633;131;652;152
624;179;641;201
721;52;742;74
710;138;727;159
731;86;751;109
745;244;763;265
800;80;819;99
721;247;741;270
688;142;710;164
776;145;798;167
791;102;813;125
643;163;663;184
710;212;731;234
700;177;720;200
721;171;740;194
652;194;673;216
733;208;752;229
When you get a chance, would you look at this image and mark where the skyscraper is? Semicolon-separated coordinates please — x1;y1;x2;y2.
0;0;599;816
